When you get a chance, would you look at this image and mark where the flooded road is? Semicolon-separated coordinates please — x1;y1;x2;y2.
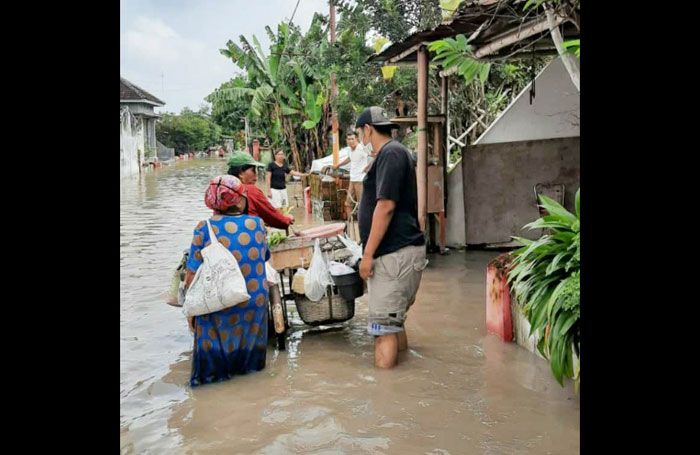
120;159;579;454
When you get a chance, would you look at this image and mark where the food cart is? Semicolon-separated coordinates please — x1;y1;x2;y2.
267;223;364;350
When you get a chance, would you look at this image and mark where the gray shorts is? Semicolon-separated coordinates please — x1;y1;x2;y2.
367;244;428;335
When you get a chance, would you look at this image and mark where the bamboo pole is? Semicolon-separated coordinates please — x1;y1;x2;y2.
416;45;429;233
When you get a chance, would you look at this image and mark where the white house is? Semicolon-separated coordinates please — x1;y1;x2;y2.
120;77;165;178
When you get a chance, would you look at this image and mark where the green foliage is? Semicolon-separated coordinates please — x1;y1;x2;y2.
338;0;442;42
156;109;222;154
507;189;580;390
204;0;560;171
563;39;580;57
429;34;491;84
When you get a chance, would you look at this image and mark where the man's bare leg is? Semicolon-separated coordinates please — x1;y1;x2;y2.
375;334;399;368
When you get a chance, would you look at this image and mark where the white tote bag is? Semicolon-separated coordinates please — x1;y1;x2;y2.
183;219;250;317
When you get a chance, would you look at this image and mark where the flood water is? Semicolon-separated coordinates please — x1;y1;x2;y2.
120;159;579;454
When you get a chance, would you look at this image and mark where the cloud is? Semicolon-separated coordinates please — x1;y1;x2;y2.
120;1;329;112
124;16;204;64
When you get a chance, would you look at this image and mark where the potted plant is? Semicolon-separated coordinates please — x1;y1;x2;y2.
508;189;580;391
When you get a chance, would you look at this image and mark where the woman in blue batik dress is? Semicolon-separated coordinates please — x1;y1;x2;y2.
184;175;271;386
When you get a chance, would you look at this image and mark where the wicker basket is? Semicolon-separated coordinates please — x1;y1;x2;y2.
294;285;355;326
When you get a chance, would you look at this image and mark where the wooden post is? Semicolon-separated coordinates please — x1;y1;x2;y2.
432;123;441;164
416;45;429;233
473;15;564;59
330;0;340;167
440;75;449;212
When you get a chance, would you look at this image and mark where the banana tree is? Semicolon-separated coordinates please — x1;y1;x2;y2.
217;37;280;144
299;82;326;159
297;13;334;159
216;23;305;169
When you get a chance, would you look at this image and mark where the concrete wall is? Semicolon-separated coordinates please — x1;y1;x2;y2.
444;56;579;246
120;108;144;179
146;118;157;150
462;137;580;245
445;163;466;247
122;102;156;117
476;57;579;145
157;141;175;161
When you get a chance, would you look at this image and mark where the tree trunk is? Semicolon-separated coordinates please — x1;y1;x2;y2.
320;97;330;158
282;116;302;171
302;130;309;171
310;128;320;163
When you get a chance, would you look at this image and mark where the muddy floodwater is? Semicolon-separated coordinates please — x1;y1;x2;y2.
120;159;579;454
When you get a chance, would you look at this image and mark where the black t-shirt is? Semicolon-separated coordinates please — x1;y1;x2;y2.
359;140;425;258
267;162;290;189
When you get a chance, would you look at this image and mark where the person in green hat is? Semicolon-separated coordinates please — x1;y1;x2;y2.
227;151;265;185
227;152;294;230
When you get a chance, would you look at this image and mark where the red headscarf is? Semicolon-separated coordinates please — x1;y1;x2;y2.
204;175;245;214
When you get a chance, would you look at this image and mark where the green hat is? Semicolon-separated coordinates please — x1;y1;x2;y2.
227;151;265;168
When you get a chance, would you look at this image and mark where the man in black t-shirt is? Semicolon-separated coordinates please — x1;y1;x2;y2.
266;149;304;208
356;106;427;369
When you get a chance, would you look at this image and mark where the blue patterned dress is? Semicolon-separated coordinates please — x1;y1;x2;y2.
186;214;270;386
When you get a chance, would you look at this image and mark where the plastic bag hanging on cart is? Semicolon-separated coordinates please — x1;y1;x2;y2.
304;238;333;301
329;261;355;277
338;235;362;266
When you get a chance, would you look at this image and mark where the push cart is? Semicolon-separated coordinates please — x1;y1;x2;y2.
267;223;364;350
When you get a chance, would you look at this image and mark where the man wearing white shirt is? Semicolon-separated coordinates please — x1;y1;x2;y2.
333;131;371;221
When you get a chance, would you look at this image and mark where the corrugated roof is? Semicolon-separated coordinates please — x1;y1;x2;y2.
369;0;578;64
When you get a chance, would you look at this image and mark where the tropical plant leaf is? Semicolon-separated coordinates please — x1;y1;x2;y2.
508;187;581;389
280;105;300;116
538;194;577;225
479;63;491;82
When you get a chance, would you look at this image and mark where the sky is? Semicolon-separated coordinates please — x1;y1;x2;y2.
120;0;329;114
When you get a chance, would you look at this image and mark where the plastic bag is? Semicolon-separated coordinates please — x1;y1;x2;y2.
328;260;356;277
304;239;333;301
338;235;363;266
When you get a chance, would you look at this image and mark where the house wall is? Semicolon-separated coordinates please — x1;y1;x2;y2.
462;137;580;245
123;102;156;117
120;108;145;179
121;103;159;154
475;57;579;145
445;164;466;247
146;118;157;151
444;56;580;246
